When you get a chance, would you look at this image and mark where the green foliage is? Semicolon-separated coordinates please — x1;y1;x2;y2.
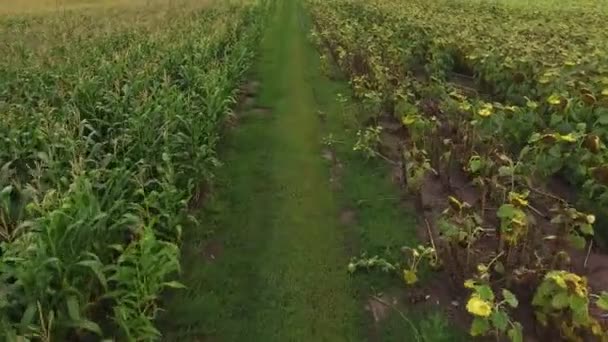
464;274;521;341
496;191;529;246
532;271;607;340
309;0;608;339
550;204;595;249
347;254;396;274
0;1;266;339
353;125;383;159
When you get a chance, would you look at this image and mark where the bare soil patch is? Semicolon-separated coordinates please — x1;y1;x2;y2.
201;239;223;263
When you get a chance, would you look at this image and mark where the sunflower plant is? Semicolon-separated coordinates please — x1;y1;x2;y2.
549;204;595;250
401;244;440;285
353;125;384;160
496;191;530;248
437;196;484;271
532;270;607;340
464;278;522;342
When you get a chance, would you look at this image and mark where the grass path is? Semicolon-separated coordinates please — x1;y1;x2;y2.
161;0;360;340
160;0;461;340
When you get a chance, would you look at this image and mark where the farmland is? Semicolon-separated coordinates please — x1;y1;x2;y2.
309;0;608;340
0;0;265;339
2;0;608;340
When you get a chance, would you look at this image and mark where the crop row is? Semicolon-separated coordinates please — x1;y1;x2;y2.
0;1;266;340
308;0;608;340
312;0;608;213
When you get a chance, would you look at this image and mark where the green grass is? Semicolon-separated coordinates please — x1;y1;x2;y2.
161;0;359;340
160;0;465;340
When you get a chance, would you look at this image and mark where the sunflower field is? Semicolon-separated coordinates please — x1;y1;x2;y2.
308;0;608;340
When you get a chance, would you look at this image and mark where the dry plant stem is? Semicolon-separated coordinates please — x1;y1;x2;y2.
481;184;487;215
375;150;400;166
529;185;567;204
370;295;422;342
425;218;437;252
526;203;546;218
487;250;505;269
357;196;400;204
584;240;593;269
466;240;472;268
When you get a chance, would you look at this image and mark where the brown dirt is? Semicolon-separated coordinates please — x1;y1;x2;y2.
222;112;239;130
239;80;261;97
448;72;479;97
366;292;399;324
377;115;406;136
235;106;273;125
235;80;261;114
410;64;429;83
201;239;223;263
365;288;405;342
404;274;471;332
242;95;256;109
339;207;357;226
321;148;334;162
378;131;403;161
188;182;210;211
322;147;344;191
247;106;273;118
390;164;404;187
376;114;407;162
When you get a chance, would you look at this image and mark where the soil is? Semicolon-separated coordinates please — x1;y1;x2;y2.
372;89;608;337
322;147;344;191
240;80;261;96
448;71;479;97
201;239;224;263
339;207;357;226
188;182;211;210
235;80;261;113
404;274;471;332
365;288;406;342
241;106;273;121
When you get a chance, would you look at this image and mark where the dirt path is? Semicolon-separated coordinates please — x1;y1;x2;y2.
161;0;362;340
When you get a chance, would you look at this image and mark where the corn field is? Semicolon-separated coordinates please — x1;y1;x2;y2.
0;0;266;339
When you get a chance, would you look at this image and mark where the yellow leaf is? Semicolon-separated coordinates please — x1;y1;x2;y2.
509;192;528;207
476;103;493;117
466;296;493;317
448;196;463;211
563;272;583;283
591;321;603;336
412;249;420;258
477;264;488;273
459;102;472;112
478;107;492;117
477;108;492;118
401;114;418;126
548;272;567;288
403;270;418;285
547;94;561;105
511;217;526;227
464;279;476;289
559;133;577;143
574;283;588;298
